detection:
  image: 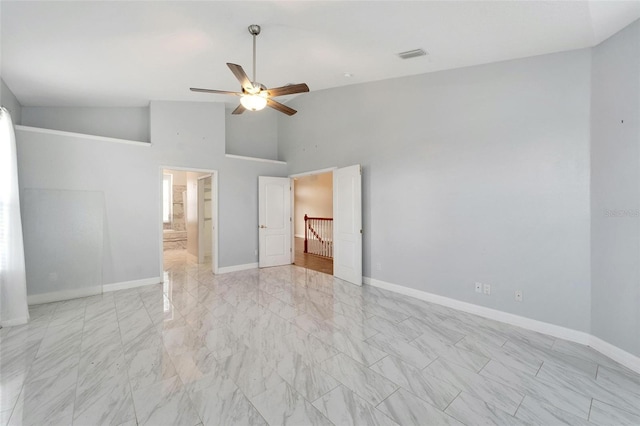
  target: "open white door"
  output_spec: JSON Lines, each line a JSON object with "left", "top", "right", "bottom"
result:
{"left": 259, "top": 176, "right": 291, "bottom": 268}
{"left": 333, "top": 165, "right": 362, "bottom": 286}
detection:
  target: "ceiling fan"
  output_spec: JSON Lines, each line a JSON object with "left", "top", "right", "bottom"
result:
{"left": 190, "top": 24, "right": 309, "bottom": 116}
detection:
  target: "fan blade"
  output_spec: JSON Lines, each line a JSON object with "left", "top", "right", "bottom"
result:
{"left": 232, "top": 104, "right": 246, "bottom": 115}
{"left": 190, "top": 88, "right": 241, "bottom": 96}
{"left": 267, "top": 98, "right": 297, "bottom": 116}
{"left": 227, "top": 63, "right": 254, "bottom": 91}
{"left": 266, "top": 83, "right": 310, "bottom": 97}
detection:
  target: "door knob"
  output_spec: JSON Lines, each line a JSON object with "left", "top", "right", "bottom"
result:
{"left": 259, "top": 225, "right": 266, "bottom": 229}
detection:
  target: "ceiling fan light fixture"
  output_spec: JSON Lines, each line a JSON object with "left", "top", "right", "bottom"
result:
{"left": 240, "top": 94, "right": 267, "bottom": 111}
{"left": 190, "top": 24, "right": 309, "bottom": 116}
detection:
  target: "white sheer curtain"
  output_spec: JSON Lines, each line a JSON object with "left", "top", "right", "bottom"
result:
{"left": 0, "top": 107, "right": 29, "bottom": 326}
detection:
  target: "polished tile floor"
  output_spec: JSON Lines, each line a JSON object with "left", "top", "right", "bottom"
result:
{"left": 2, "top": 251, "right": 640, "bottom": 425}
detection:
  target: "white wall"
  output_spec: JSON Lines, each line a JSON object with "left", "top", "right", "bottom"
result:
{"left": 22, "top": 106, "right": 150, "bottom": 142}
{"left": 279, "top": 49, "right": 592, "bottom": 332}
{"left": 1, "top": 78, "right": 22, "bottom": 124}
{"left": 591, "top": 19, "right": 640, "bottom": 357}
{"left": 164, "top": 169, "right": 186, "bottom": 186}
{"left": 16, "top": 100, "right": 287, "bottom": 295}
{"left": 225, "top": 106, "right": 279, "bottom": 160}
{"left": 294, "top": 172, "right": 333, "bottom": 237}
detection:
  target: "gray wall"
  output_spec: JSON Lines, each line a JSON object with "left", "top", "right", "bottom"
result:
{"left": 150, "top": 102, "right": 288, "bottom": 268}
{"left": 591, "top": 20, "right": 640, "bottom": 357}
{"left": 22, "top": 106, "right": 150, "bottom": 142}
{"left": 279, "top": 49, "right": 592, "bottom": 332}
{"left": 225, "top": 106, "right": 279, "bottom": 160}
{"left": 22, "top": 189, "right": 104, "bottom": 297}
{"left": 16, "top": 100, "right": 286, "bottom": 295}
{"left": 1, "top": 78, "right": 22, "bottom": 124}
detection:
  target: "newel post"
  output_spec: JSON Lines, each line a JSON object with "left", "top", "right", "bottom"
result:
{"left": 304, "top": 214, "right": 308, "bottom": 253}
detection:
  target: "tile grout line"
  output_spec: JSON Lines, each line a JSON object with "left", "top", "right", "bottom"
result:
{"left": 5, "top": 306, "right": 53, "bottom": 425}
{"left": 314, "top": 351, "right": 375, "bottom": 407}
{"left": 513, "top": 394, "right": 526, "bottom": 418}
{"left": 594, "top": 395, "right": 640, "bottom": 417}
{"left": 141, "top": 282, "right": 206, "bottom": 426}
{"left": 114, "top": 291, "right": 141, "bottom": 425}
{"left": 441, "top": 393, "right": 471, "bottom": 426}
{"left": 69, "top": 300, "right": 88, "bottom": 425}
{"left": 452, "top": 334, "right": 466, "bottom": 346}
{"left": 308, "top": 381, "right": 342, "bottom": 406}
{"left": 212, "top": 285, "right": 330, "bottom": 425}
{"left": 193, "top": 267, "right": 287, "bottom": 426}
{"left": 441, "top": 389, "right": 463, "bottom": 413}
{"left": 588, "top": 397, "right": 594, "bottom": 421}
{"left": 476, "top": 357, "right": 491, "bottom": 374}
{"left": 373, "top": 387, "right": 400, "bottom": 409}
{"left": 421, "top": 355, "right": 439, "bottom": 371}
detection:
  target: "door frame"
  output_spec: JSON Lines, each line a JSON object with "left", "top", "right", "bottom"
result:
{"left": 289, "top": 167, "right": 337, "bottom": 265}
{"left": 159, "top": 166, "right": 219, "bottom": 277}
{"left": 197, "top": 174, "right": 213, "bottom": 265}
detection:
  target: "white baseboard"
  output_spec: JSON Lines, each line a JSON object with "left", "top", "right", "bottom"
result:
{"left": 294, "top": 234, "right": 304, "bottom": 239}
{"left": 589, "top": 336, "right": 640, "bottom": 374}
{"left": 1, "top": 316, "right": 30, "bottom": 327}
{"left": 218, "top": 263, "right": 259, "bottom": 274}
{"left": 28, "top": 285, "right": 102, "bottom": 305}
{"left": 363, "top": 276, "right": 640, "bottom": 375}
{"left": 103, "top": 277, "right": 161, "bottom": 292}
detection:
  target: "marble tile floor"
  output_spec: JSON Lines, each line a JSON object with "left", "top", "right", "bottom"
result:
{"left": 2, "top": 256, "right": 640, "bottom": 425}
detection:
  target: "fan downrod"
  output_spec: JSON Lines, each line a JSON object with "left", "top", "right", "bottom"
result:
{"left": 248, "top": 25, "right": 261, "bottom": 84}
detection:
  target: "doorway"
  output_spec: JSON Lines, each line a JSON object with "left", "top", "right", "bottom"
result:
{"left": 160, "top": 167, "right": 218, "bottom": 276}
{"left": 292, "top": 171, "right": 334, "bottom": 275}
{"left": 258, "top": 164, "right": 362, "bottom": 285}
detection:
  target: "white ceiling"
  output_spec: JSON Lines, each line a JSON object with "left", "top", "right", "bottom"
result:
{"left": 2, "top": 1, "right": 639, "bottom": 107}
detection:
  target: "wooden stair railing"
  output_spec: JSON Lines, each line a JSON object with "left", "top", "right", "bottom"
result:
{"left": 304, "top": 214, "right": 333, "bottom": 258}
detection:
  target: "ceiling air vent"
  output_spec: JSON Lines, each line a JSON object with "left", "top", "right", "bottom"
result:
{"left": 397, "top": 48, "right": 427, "bottom": 60}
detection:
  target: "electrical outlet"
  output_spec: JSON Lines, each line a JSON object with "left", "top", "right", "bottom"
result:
{"left": 376, "top": 262, "right": 382, "bottom": 271}
{"left": 49, "top": 272, "right": 58, "bottom": 281}
{"left": 515, "top": 290, "right": 523, "bottom": 302}
{"left": 483, "top": 283, "right": 491, "bottom": 295}
{"left": 475, "top": 282, "right": 482, "bottom": 293}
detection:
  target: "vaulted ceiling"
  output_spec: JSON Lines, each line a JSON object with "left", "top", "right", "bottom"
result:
{"left": 2, "top": 1, "right": 639, "bottom": 107}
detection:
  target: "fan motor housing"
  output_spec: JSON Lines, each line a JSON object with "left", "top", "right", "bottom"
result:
{"left": 248, "top": 25, "right": 261, "bottom": 36}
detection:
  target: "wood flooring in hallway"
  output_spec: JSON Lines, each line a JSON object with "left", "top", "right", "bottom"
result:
{"left": 294, "top": 237, "right": 333, "bottom": 275}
